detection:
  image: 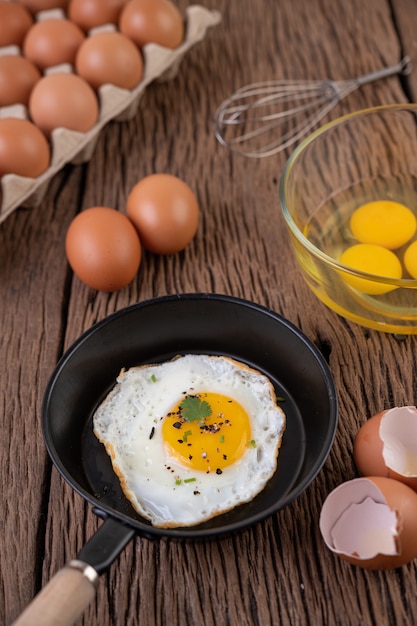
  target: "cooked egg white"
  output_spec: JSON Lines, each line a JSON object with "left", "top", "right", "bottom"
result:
{"left": 93, "top": 354, "right": 286, "bottom": 528}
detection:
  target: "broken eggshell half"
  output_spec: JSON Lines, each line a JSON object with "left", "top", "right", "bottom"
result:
{"left": 353, "top": 406, "right": 417, "bottom": 492}
{"left": 319, "top": 476, "right": 417, "bottom": 569}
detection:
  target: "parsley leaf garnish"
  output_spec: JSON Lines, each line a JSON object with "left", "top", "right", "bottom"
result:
{"left": 179, "top": 396, "right": 212, "bottom": 423}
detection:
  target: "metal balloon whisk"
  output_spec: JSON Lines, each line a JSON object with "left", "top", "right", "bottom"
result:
{"left": 214, "top": 57, "right": 412, "bottom": 158}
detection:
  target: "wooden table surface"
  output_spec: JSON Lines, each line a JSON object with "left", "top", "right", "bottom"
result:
{"left": 2, "top": 0, "right": 417, "bottom": 624}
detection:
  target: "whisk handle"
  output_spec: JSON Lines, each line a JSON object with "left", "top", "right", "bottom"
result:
{"left": 354, "top": 56, "right": 412, "bottom": 87}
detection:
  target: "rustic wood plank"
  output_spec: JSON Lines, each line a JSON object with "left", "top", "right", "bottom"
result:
{"left": 2, "top": 0, "right": 417, "bottom": 624}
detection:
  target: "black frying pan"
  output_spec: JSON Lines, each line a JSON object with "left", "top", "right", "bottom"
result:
{"left": 14, "top": 294, "right": 338, "bottom": 626}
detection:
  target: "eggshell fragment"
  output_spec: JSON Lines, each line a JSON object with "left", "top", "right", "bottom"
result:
{"left": 319, "top": 476, "right": 417, "bottom": 569}
{"left": 353, "top": 406, "right": 417, "bottom": 492}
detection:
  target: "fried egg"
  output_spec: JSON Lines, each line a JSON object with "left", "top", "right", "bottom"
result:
{"left": 93, "top": 354, "right": 286, "bottom": 528}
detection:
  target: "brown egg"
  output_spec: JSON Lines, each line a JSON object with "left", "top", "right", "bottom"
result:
{"left": 126, "top": 174, "right": 199, "bottom": 255}
{"left": 68, "top": 0, "right": 129, "bottom": 32}
{"left": 65, "top": 206, "right": 142, "bottom": 292}
{"left": 29, "top": 72, "right": 99, "bottom": 138}
{"left": 0, "top": 55, "right": 41, "bottom": 107}
{"left": 75, "top": 31, "right": 143, "bottom": 90}
{"left": 0, "top": 1, "right": 33, "bottom": 47}
{"left": 119, "top": 0, "right": 184, "bottom": 49}
{"left": 23, "top": 18, "right": 85, "bottom": 71}
{"left": 16, "top": 0, "right": 69, "bottom": 14}
{"left": 0, "top": 117, "right": 50, "bottom": 178}
{"left": 320, "top": 476, "right": 417, "bottom": 570}
{"left": 353, "top": 406, "right": 417, "bottom": 492}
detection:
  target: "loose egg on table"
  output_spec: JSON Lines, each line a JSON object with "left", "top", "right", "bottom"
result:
{"left": 127, "top": 174, "right": 200, "bottom": 254}
{"left": 353, "top": 406, "right": 417, "bottom": 492}
{"left": 0, "top": 117, "right": 50, "bottom": 178}
{"left": 319, "top": 476, "right": 417, "bottom": 569}
{"left": 93, "top": 354, "right": 286, "bottom": 528}
{"left": 29, "top": 72, "right": 99, "bottom": 137}
{"left": 65, "top": 206, "right": 142, "bottom": 292}
{"left": 119, "top": 0, "right": 184, "bottom": 49}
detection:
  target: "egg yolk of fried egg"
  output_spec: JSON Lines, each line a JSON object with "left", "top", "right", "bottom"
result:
{"left": 163, "top": 392, "right": 252, "bottom": 472}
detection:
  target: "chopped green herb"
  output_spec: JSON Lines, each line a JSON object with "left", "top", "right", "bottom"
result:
{"left": 151, "top": 374, "right": 157, "bottom": 383}
{"left": 179, "top": 396, "right": 212, "bottom": 423}
{"left": 184, "top": 477, "right": 197, "bottom": 483}
{"left": 183, "top": 429, "right": 192, "bottom": 442}
{"left": 276, "top": 396, "right": 285, "bottom": 402}
{"left": 219, "top": 434, "right": 225, "bottom": 443}
{"left": 247, "top": 439, "right": 257, "bottom": 448}
{"left": 175, "top": 479, "right": 182, "bottom": 485}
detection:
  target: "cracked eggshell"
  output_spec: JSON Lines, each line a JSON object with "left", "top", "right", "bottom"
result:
{"left": 353, "top": 406, "right": 417, "bottom": 492}
{"left": 319, "top": 476, "right": 417, "bottom": 569}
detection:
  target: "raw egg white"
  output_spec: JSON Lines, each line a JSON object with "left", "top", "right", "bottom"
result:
{"left": 0, "top": 1, "right": 33, "bottom": 48}
{"left": 320, "top": 476, "right": 417, "bottom": 569}
{"left": 23, "top": 17, "right": 85, "bottom": 71}
{"left": 0, "top": 55, "right": 41, "bottom": 107}
{"left": 29, "top": 72, "right": 99, "bottom": 138}
{"left": 353, "top": 406, "right": 417, "bottom": 492}
{"left": 93, "top": 354, "right": 286, "bottom": 528}
{"left": 65, "top": 206, "right": 142, "bottom": 292}
{"left": 68, "top": 0, "right": 129, "bottom": 32}
{"left": 126, "top": 174, "right": 199, "bottom": 254}
{"left": 0, "top": 117, "right": 50, "bottom": 178}
{"left": 75, "top": 30, "right": 143, "bottom": 90}
{"left": 119, "top": 0, "right": 184, "bottom": 49}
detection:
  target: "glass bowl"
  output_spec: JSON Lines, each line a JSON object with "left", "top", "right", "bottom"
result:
{"left": 279, "top": 104, "right": 417, "bottom": 334}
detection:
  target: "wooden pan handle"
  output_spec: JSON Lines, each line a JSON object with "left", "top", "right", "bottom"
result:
{"left": 12, "top": 560, "right": 99, "bottom": 626}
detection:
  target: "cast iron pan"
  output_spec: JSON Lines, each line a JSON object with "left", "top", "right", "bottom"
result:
{"left": 14, "top": 294, "right": 338, "bottom": 626}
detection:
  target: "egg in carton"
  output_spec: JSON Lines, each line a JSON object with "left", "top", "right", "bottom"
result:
{"left": 0, "top": 4, "right": 221, "bottom": 224}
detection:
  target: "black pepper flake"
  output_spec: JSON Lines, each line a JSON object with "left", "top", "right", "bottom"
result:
{"left": 149, "top": 426, "right": 155, "bottom": 440}
{"left": 216, "top": 468, "right": 223, "bottom": 475}
{"left": 173, "top": 421, "right": 182, "bottom": 429}
{"left": 188, "top": 455, "right": 193, "bottom": 460}
{"left": 178, "top": 439, "right": 184, "bottom": 444}
{"left": 223, "top": 454, "right": 227, "bottom": 460}
{"left": 193, "top": 490, "right": 200, "bottom": 495}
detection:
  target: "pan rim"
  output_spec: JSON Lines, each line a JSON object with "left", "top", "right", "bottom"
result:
{"left": 41, "top": 293, "right": 338, "bottom": 539}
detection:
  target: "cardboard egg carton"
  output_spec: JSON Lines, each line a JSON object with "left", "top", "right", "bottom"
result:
{"left": 0, "top": 5, "right": 221, "bottom": 224}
